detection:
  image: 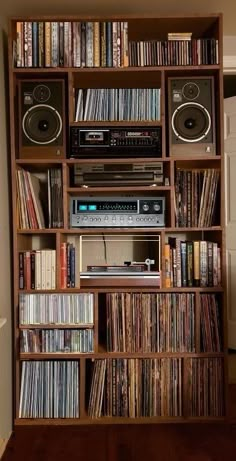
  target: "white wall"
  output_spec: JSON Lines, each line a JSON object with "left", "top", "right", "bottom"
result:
{"left": 0, "top": 16, "right": 12, "bottom": 440}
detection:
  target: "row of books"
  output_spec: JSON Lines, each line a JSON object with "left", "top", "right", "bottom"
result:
{"left": 19, "top": 293, "right": 94, "bottom": 325}
{"left": 19, "top": 250, "right": 56, "bottom": 290}
{"left": 106, "top": 293, "right": 195, "bottom": 353}
{"left": 14, "top": 21, "right": 218, "bottom": 69}
{"left": 75, "top": 88, "right": 161, "bottom": 121}
{"left": 128, "top": 38, "right": 219, "bottom": 67}
{"left": 15, "top": 21, "right": 129, "bottom": 68}
{"left": 16, "top": 168, "right": 63, "bottom": 230}
{"left": 88, "top": 358, "right": 182, "bottom": 418}
{"left": 19, "top": 361, "right": 80, "bottom": 418}
{"left": 187, "top": 358, "right": 224, "bottom": 417}
{"left": 175, "top": 169, "right": 220, "bottom": 228}
{"left": 164, "top": 239, "right": 221, "bottom": 288}
{"left": 60, "top": 243, "right": 76, "bottom": 288}
{"left": 20, "top": 329, "right": 94, "bottom": 353}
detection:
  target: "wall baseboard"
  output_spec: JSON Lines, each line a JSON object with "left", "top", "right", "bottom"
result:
{"left": 0, "top": 437, "right": 10, "bottom": 459}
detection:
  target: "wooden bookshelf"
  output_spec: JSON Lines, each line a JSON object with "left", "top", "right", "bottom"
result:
{"left": 8, "top": 13, "right": 227, "bottom": 424}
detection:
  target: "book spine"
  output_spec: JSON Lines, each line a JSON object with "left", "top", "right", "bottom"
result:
{"left": 44, "top": 21, "right": 51, "bottom": 67}
{"left": 19, "top": 252, "right": 24, "bottom": 289}
{"left": 180, "top": 241, "right": 187, "bottom": 287}
{"left": 60, "top": 242, "right": 67, "bottom": 289}
{"left": 38, "top": 22, "right": 45, "bottom": 67}
{"left": 186, "top": 241, "right": 193, "bottom": 287}
{"left": 30, "top": 251, "right": 36, "bottom": 289}
{"left": 193, "top": 241, "right": 200, "bottom": 287}
{"left": 164, "top": 244, "right": 171, "bottom": 288}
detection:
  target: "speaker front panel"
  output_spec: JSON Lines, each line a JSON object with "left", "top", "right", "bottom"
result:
{"left": 18, "top": 79, "right": 66, "bottom": 159}
{"left": 168, "top": 77, "right": 216, "bottom": 157}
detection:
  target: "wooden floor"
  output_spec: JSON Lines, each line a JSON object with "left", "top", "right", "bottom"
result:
{"left": 2, "top": 385, "right": 236, "bottom": 461}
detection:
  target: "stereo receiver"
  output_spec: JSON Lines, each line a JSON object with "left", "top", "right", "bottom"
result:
{"left": 69, "top": 127, "right": 162, "bottom": 158}
{"left": 70, "top": 197, "right": 165, "bottom": 228}
{"left": 73, "top": 162, "right": 164, "bottom": 186}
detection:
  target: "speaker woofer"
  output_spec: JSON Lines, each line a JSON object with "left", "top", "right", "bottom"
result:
{"left": 171, "top": 102, "right": 211, "bottom": 143}
{"left": 22, "top": 104, "right": 62, "bottom": 145}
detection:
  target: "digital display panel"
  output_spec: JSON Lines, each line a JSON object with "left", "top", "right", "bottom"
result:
{"left": 88, "top": 205, "right": 97, "bottom": 211}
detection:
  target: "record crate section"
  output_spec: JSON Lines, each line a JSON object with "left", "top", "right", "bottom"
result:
{"left": 16, "top": 164, "right": 64, "bottom": 230}
{"left": 86, "top": 356, "right": 224, "bottom": 419}
{"left": 8, "top": 14, "right": 227, "bottom": 424}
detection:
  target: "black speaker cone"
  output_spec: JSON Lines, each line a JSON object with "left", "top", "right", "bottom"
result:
{"left": 172, "top": 102, "right": 211, "bottom": 142}
{"left": 22, "top": 104, "right": 62, "bottom": 145}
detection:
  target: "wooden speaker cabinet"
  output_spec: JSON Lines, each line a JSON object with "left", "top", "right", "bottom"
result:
{"left": 18, "top": 79, "right": 66, "bottom": 159}
{"left": 168, "top": 76, "right": 216, "bottom": 156}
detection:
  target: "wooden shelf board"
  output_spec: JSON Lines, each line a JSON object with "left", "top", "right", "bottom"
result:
{"left": 14, "top": 415, "right": 226, "bottom": 425}
{"left": 19, "top": 323, "right": 94, "bottom": 329}
{"left": 70, "top": 120, "right": 162, "bottom": 126}
{"left": 17, "top": 229, "right": 59, "bottom": 234}
{"left": 12, "top": 65, "right": 220, "bottom": 74}
{"left": 16, "top": 157, "right": 171, "bottom": 165}
{"left": 67, "top": 157, "right": 171, "bottom": 164}
{"left": 15, "top": 156, "right": 222, "bottom": 165}
{"left": 67, "top": 186, "right": 171, "bottom": 193}
{"left": 19, "top": 352, "right": 224, "bottom": 360}
{"left": 171, "top": 155, "right": 222, "bottom": 161}
{"left": 17, "top": 227, "right": 222, "bottom": 234}
{"left": 165, "top": 227, "right": 222, "bottom": 232}
{"left": 17, "top": 286, "right": 224, "bottom": 294}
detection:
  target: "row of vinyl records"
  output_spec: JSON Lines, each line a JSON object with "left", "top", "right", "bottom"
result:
{"left": 175, "top": 169, "right": 220, "bottom": 228}
{"left": 20, "top": 329, "right": 94, "bottom": 353}
{"left": 19, "top": 293, "right": 221, "bottom": 353}
{"left": 15, "top": 21, "right": 129, "bottom": 68}
{"left": 106, "top": 293, "right": 221, "bottom": 353}
{"left": 164, "top": 239, "right": 221, "bottom": 288}
{"left": 16, "top": 168, "right": 63, "bottom": 230}
{"left": 128, "top": 38, "right": 219, "bottom": 67}
{"left": 75, "top": 88, "right": 161, "bottom": 121}
{"left": 19, "top": 358, "right": 224, "bottom": 418}
{"left": 14, "top": 21, "right": 219, "bottom": 69}
{"left": 19, "top": 293, "right": 94, "bottom": 325}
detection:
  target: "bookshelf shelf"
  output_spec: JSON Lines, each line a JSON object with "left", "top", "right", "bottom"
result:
{"left": 20, "top": 352, "right": 225, "bottom": 359}
{"left": 14, "top": 416, "right": 226, "bottom": 426}
{"left": 9, "top": 13, "right": 227, "bottom": 423}
{"left": 19, "top": 323, "right": 94, "bottom": 329}
{"left": 12, "top": 65, "right": 221, "bottom": 74}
